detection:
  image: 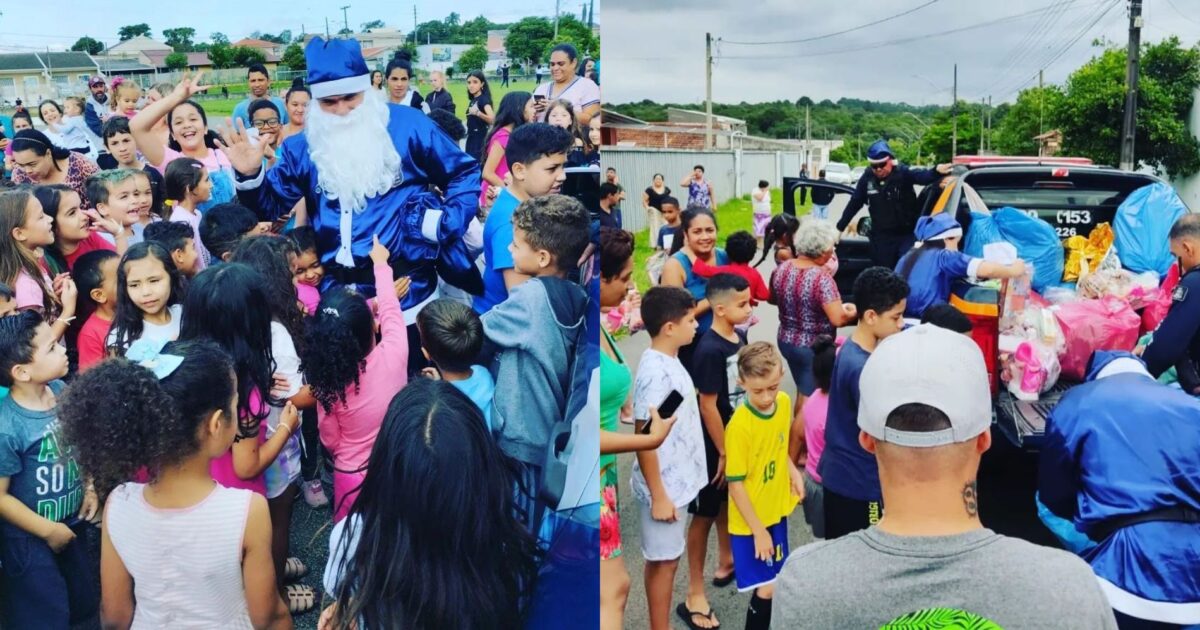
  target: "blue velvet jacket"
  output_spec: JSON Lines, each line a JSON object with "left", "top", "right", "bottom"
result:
{"left": 239, "top": 104, "right": 481, "bottom": 308}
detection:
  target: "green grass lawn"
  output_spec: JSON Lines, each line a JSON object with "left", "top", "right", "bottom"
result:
{"left": 630, "top": 188, "right": 812, "bottom": 293}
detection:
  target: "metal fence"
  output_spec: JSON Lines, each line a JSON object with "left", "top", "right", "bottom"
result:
{"left": 601, "top": 147, "right": 804, "bottom": 232}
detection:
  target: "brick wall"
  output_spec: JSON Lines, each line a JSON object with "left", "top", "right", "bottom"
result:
{"left": 609, "top": 127, "right": 707, "bottom": 149}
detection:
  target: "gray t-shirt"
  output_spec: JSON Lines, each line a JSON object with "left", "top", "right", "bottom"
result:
{"left": 0, "top": 381, "right": 82, "bottom": 539}
{"left": 772, "top": 527, "right": 1118, "bottom": 629}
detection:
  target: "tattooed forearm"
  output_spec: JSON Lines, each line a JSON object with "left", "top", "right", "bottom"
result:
{"left": 963, "top": 480, "right": 979, "bottom": 517}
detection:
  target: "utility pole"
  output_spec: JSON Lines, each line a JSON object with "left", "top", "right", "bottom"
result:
{"left": 588, "top": 0, "right": 595, "bottom": 28}
{"left": 980, "top": 97, "right": 986, "bottom": 155}
{"left": 413, "top": 6, "right": 418, "bottom": 47}
{"left": 1119, "top": 0, "right": 1143, "bottom": 171}
{"left": 805, "top": 105, "right": 812, "bottom": 171}
{"left": 325, "top": 17, "right": 330, "bottom": 39}
{"left": 705, "top": 32, "right": 713, "bottom": 149}
{"left": 555, "top": 0, "right": 561, "bottom": 37}
{"left": 987, "top": 95, "right": 992, "bottom": 153}
{"left": 951, "top": 63, "right": 958, "bottom": 159}
{"left": 340, "top": 5, "right": 351, "bottom": 36}
{"left": 1038, "top": 69, "right": 1045, "bottom": 137}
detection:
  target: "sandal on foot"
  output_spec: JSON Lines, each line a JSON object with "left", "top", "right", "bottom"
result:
{"left": 711, "top": 569, "right": 736, "bottom": 588}
{"left": 284, "top": 557, "right": 309, "bottom": 581}
{"left": 675, "top": 602, "right": 721, "bottom": 630}
{"left": 285, "top": 584, "right": 316, "bottom": 614}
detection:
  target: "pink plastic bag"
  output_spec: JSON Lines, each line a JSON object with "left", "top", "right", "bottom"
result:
{"left": 1142, "top": 262, "right": 1181, "bottom": 334}
{"left": 1053, "top": 296, "right": 1141, "bottom": 381}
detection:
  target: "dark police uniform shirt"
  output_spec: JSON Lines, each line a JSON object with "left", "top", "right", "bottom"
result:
{"left": 1143, "top": 266, "right": 1200, "bottom": 378}
{"left": 836, "top": 164, "right": 942, "bottom": 234}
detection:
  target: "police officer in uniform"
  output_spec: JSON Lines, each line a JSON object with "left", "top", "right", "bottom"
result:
{"left": 1140, "top": 214, "right": 1200, "bottom": 392}
{"left": 835, "top": 140, "right": 951, "bottom": 268}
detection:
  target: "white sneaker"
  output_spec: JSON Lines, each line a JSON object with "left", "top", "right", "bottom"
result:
{"left": 302, "top": 480, "right": 328, "bottom": 508}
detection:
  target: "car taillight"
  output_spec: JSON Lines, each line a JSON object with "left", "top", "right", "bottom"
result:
{"left": 1052, "top": 168, "right": 1069, "bottom": 178}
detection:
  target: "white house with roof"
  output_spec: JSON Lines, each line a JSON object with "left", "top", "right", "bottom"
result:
{"left": 0, "top": 52, "right": 99, "bottom": 104}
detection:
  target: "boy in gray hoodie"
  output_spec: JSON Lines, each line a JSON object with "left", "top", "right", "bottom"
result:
{"left": 481, "top": 194, "right": 592, "bottom": 529}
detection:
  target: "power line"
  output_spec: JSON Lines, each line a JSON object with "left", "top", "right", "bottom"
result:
{"left": 714, "top": 2, "right": 1108, "bottom": 61}
{"left": 983, "top": 0, "right": 1098, "bottom": 99}
{"left": 720, "top": 0, "right": 940, "bottom": 46}
{"left": 986, "top": 0, "right": 1075, "bottom": 92}
{"left": 1163, "top": 0, "right": 1200, "bottom": 26}
{"left": 992, "top": 0, "right": 1123, "bottom": 100}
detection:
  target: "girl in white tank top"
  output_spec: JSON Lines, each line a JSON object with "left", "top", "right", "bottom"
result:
{"left": 56, "top": 338, "right": 292, "bottom": 629}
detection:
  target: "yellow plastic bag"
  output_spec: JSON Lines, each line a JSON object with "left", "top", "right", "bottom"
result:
{"left": 1063, "top": 223, "right": 1114, "bottom": 282}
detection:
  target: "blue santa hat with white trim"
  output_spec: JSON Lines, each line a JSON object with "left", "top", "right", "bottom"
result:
{"left": 914, "top": 213, "right": 962, "bottom": 242}
{"left": 305, "top": 37, "right": 371, "bottom": 99}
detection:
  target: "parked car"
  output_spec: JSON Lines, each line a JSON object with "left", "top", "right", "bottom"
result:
{"left": 782, "top": 162, "right": 1189, "bottom": 547}
{"left": 823, "top": 161, "right": 852, "bottom": 185}
{"left": 849, "top": 166, "right": 866, "bottom": 186}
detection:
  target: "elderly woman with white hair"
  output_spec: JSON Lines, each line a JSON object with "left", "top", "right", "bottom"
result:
{"left": 771, "top": 218, "right": 858, "bottom": 413}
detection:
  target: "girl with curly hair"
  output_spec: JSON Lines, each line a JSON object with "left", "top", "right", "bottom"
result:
{"left": 320, "top": 378, "right": 542, "bottom": 630}
{"left": 299, "top": 236, "right": 410, "bottom": 522}
{"left": 177, "top": 262, "right": 314, "bottom": 614}
{"left": 57, "top": 339, "right": 292, "bottom": 629}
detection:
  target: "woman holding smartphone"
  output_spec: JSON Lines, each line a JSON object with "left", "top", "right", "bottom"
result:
{"left": 598, "top": 227, "right": 678, "bottom": 630}
{"left": 532, "top": 44, "right": 601, "bottom": 126}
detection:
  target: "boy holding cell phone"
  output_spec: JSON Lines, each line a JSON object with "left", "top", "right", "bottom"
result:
{"left": 631, "top": 286, "right": 709, "bottom": 630}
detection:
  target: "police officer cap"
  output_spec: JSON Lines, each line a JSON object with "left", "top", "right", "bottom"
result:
{"left": 868, "top": 140, "right": 894, "bottom": 163}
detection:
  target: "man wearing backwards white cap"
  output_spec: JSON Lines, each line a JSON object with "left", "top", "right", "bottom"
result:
{"left": 772, "top": 324, "right": 1117, "bottom": 629}
{"left": 220, "top": 37, "right": 481, "bottom": 369}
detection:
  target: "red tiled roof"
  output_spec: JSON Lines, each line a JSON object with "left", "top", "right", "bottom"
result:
{"left": 233, "top": 38, "right": 279, "bottom": 49}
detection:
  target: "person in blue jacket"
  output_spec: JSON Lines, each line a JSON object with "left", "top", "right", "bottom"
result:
{"left": 836, "top": 140, "right": 952, "bottom": 269}
{"left": 895, "top": 213, "right": 1026, "bottom": 320}
{"left": 1039, "top": 351, "right": 1200, "bottom": 629}
{"left": 220, "top": 37, "right": 480, "bottom": 371}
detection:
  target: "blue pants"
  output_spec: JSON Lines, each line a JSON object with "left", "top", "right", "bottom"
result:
{"left": 1, "top": 525, "right": 98, "bottom": 629}
{"left": 780, "top": 341, "right": 817, "bottom": 397}
{"left": 730, "top": 518, "right": 789, "bottom": 592}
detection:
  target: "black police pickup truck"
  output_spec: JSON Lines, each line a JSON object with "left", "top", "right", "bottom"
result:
{"left": 785, "top": 159, "right": 1181, "bottom": 544}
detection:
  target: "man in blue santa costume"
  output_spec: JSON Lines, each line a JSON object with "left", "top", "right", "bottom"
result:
{"left": 1038, "top": 350, "right": 1200, "bottom": 629}
{"left": 222, "top": 37, "right": 480, "bottom": 368}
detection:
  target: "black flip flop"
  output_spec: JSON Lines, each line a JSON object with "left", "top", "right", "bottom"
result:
{"left": 711, "top": 570, "right": 736, "bottom": 588}
{"left": 675, "top": 602, "right": 721, "bottom": 630}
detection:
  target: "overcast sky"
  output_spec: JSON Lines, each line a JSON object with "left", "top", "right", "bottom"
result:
{"left": 601, "top": 0, "right": 1200, "bottom": 106}
{"left": 0, "top": 1, "right": 571, "bottom": 51}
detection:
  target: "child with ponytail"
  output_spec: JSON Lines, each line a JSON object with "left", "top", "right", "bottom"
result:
{"left": 58, "top": 338, "right": 291, "bottom": 629}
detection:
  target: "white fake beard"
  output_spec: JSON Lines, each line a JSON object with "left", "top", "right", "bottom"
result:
{"left": 305, "top": 89, "right": 401, "bottom": 213}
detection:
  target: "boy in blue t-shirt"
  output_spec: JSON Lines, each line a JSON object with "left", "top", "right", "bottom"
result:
{"left": 0, "top": 311, "right": 99, "bottom": 627}
{"left": 818, "top": 267, "right": 909, "bottom": 539}
{"left": 475, "top": 123, "right": 575, "bottom": 315}
{"left": 416, "top": 298, "right": 496, "bottom": 430}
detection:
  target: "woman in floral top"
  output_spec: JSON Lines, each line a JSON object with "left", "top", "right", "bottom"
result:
{"left": 771, "top": 219, "right": 857, "bottom": 414}
{"left": 597, "top": 227, "right": 677, "bottom": 629}
{"left": 10, "top": 130, "right": 100, "bottom": 207}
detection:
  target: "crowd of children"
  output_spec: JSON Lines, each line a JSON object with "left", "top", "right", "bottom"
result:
{"left": 0, "top": 59, "right": 597, "bottom": 628}
{"left": 604, "top": 176, "right": 1041, "bottom": 630}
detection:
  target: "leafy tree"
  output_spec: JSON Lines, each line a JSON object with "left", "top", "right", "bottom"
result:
{"left": 231, "top": 46, "right": 268, "bottom": 67}
{"left": 456, "top": 15, "right": 495, "bottom": 45}
{"left": 1057, "top": 37, "right": 1200, "bottom": 177}
{"left": 505, "top": 17, "right": 554, "bottom": 65}
{"left": 281, "top": 43, "right": 306, "bottom": 71}
{"left": 456, "top": 43, "right": 488, "bottom": 73}
{"left": 797, "top": 96, "right": 814, "bottom": 107}
{"left": 164, "top": 52, "right": 190, "bottom": 70}
{"left": 278, "top": 31, "right": 292, "bottom": 45}
{"left": 397, "top": 43, "right": 419, "bottom": 63}
{"left": 415, "top": 19, "right": 452, "bottom": 43}
{"left": 338, "top": 27, "right": 353, "bottom": 36}
{"left": 70, "top": 36, "right": 104, "bottom": 55}
{"left": 444, "top": 12, "right": 461, "bottom": 29}
{"left": 211, "top": 32, "right": 229, "bottom": 46}
{"left": 361, "top": 20, "right": 385, "bottom": 31}
{"left": 993, "top": 86, "right": 1065, "bottom": 156}
{"left": 207, "top": 42, "right": 233, "bottom": 69}
{"left": 551, "top": 15, "right": 598, "bottom": 58}
{"left": 921, "top": 101, "right": 984, "bottom": 163}
{"left": 118, "top": 23, "right": 151, "bottom": 41}
{"left": 162, "top": 27, "right": 196, "bottom": 52}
